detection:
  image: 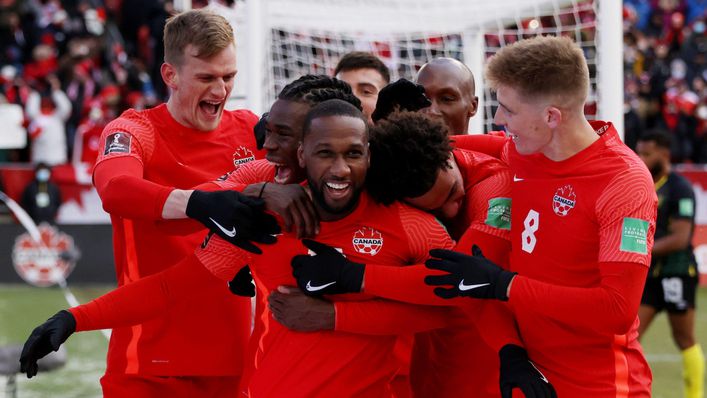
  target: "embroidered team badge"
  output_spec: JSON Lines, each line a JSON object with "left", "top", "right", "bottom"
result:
{"left": 352, "top": 227, "right": 383, "bottom": 256}
{"left": 104, "top": 132, "right": 131, "bottom": 155}
{"left": 12, "top": 224, "right": 80, "bottom": 287}
{"left": 552, "top": 185, "right": 576, "bottom": 217}
{"left": 233, "top": 146, "right": 255, "bottom": 168}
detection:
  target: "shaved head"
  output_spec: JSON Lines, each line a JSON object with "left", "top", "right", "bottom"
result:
{"left": 415, "top": 57, "right": 478, "bottom": 134}
{"left": 418, "top": 58, "right": 475, "bottom": 96}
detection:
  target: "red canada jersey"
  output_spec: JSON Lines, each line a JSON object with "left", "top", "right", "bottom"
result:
{"left": 196, "top": 192, "right": 453, "bottom": 398}
{"left": 212, "top": 158, "right": 276, "bottom": 191}
{"left": 506, "top": 121, "right": 656, "bottom": 396}
{"left": 452, "top": 148, "right": 512, "bottom": 243}
{"left": 94, "top": 104, "right": 262, "bottom": 376}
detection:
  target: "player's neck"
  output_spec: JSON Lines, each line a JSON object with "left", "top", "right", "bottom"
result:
{"left": 542, "top": 118, "right": 598, "bottom": 162}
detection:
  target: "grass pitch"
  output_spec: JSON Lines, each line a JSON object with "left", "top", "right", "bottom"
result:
{"left": 0, "top": 284, "right": 705, "bottom": 397}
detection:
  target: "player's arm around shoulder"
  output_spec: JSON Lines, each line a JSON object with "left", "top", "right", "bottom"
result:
{"left": 397, "top": 202, "right": 455, "bottom": 263}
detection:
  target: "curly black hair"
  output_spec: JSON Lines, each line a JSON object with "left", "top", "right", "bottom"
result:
{"left": 278, "top": 74, "right": 362, "bottom": 111}
{"left": 367, "top": 111, "right": 452, "bottom": 205}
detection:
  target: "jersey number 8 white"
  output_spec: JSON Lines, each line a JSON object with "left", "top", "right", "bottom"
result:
{"left": 522, "top": 210, "right": 539, "bottom": 253}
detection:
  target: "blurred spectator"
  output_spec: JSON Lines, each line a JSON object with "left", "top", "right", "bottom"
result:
{"left": 72, "top": 102, "right": 108, "bottom": 167}
{"left": 20, "top": 163, "right": 62, "bottom": 224}
{"left": 25, "top": 74, "right": 71, "bottom": 165}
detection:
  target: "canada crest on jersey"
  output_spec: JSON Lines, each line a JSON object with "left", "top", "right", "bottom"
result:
{"left": 352, "top": 227, "right": 383, "bottom": 256}
{"left": 232, "top": 146, "right": 255, "bottom": 168}
{"left": 552, "top": 184, "right": 576, "bottom": 217}
{"left": 12, "top": 224, "right": 80, "bottom": 287}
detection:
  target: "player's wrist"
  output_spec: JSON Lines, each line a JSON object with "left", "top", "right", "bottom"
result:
{"left": 162, "top": 189, "right": 193, "bottom": 219}
{"left": 495, "top": 270, "right": 517, "bottom": 301}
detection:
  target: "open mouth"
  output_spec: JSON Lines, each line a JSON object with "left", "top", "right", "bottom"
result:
{"left": 324, "top": 181, "right": 351, "bottom": 200}
{"left": 199, "top": 100, "right": 222, "bottom": 117}
{"left": 268, "top": 161, "right": 293, "bottom": 184}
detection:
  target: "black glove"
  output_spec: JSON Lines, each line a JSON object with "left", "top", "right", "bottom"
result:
{"left": 371, "top": 78, "right": 431, "bottom": 122}
{"left": 499, "top": 344, "right": 557, "bottom": 398}
{"left": 254, "top": 112, "right": 268, "bottom": 149}
{"left": 424, "top": 245, "right": 516, "bottom": 300}
{"left": 228, "top": 265, "right": 255, "bottom": 297}
{"left": 186, "top": 190, "right": 281, "bottom": 254}
{"left": 291, "top": 239, "right": 365, "bottom": 296}
{"left": 20, "top": 310, "right": 76, "bottom": 378}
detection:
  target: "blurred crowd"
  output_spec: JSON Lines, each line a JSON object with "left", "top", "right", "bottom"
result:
{"left": 0, "top": 0, "right": 177, "bottom": 167}
{"left": 1, "top": 0, "right": 706, "bottom": 171}
{"left": 623, "top": 0, "right": 707, "bottom": 162}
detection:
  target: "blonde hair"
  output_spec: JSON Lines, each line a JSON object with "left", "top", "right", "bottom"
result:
{"left": 485, "top": 35, "right": 589, "bottom": 106}
{"left": 163, "top": 10, "right": 235, "bottom": 66}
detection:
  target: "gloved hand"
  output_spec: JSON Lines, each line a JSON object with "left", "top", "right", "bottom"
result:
{"left": 424, "top": 245, "right": 516, "bottom": 300}
{"left": 291, "top": 239, "right": 365, "bottom": 296}
{"left": 499, "top": 344, "right": 557, "bottom": 398}
{"left": 186, "top": 190, "right": 281, "bottom": 254}
{"left": 20, "top": 310, "right": 76, "bottom": 378}
{"left": 228, "top": 265, "right": 255, "bottom": 297}
{"left": 254, "top": 112, "right": 268, "bottom": 149}
{"left": 371, "top": 78, "right": 431, "bottom": 122}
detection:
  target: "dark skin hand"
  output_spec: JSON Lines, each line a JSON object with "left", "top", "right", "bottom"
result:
{"left": 268, "top": 286, "right": 335, "bottom": 332}
{"left": 243, "top": 183, "right": 319, "bottom": 239}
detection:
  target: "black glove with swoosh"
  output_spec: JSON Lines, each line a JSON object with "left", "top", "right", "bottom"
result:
{"left": 371, "top": 78, "right": 431, "bottom": 122}
{"left": 186, "top": 190, "right": 281, "bottom": 254}
{"left": 424, "top": 245, "right": 516, "bottom": 300}
{"left": 291, "top": 239, "right": 365, "bottom": 296}
{"left": 499, "top": 344, "right": 557, "bottom": 398}
{"left": 20, "top": 310, "right": 76, "bottom": 378}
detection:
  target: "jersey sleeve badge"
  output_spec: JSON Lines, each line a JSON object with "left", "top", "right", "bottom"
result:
{"left": 103, "top": 132, "right": 132, "bottom": 155}
{"left": 620, "top": 217, "right": 649, "bottom": 254}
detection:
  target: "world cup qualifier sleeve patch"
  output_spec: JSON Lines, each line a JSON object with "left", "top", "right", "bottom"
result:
{"left": 679, "top": 198, "right": 694, "bottom": 217}
{"left": 620, "top": 217, "right": 649, "bottom": 254}
{"left": 485, "top": 197, "right": 511, "bottom": 230}
{"left": 104, "top": 132, "right": 132, "bottom": 155}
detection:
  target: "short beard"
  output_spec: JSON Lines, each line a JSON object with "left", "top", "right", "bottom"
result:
{"left": 308, "top": 179, "right": 362, "bottom": 217}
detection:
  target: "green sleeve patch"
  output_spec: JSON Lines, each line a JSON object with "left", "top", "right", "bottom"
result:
{"left": 678, "top": 198, "right": 694, "bottom": 217}
{"left": 620, "top": 217, "right": 649, "bottom": 254}
{"left": 485, "top": 197, "right": 511, "bottom": 230}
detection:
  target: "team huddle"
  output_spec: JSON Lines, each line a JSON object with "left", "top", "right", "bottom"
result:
{"left": 18, "top": 9, "right": 665, "bottom": 398}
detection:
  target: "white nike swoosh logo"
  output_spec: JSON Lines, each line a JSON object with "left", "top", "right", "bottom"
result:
{"left": 513, "top": 175, "right": 524, "bottom": 182}
{"left": 458, "top": 280, "right": 490, "bottom": 291}
{"left": 209, "top": 217, "right": 236, "bottom": 238}
{"left": 306, "top": 280, "right": 336, "bottom": 292}
{"left": 529, "top": 361, "right": 549, "bottom": 383}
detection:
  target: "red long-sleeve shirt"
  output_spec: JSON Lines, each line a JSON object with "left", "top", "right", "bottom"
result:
{"left": 92, "top": 103, "right": 262, "bottom": 376}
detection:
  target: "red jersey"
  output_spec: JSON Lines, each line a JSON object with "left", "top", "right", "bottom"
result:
{"left": 505, "top": 121, "right": 656, "bottom": 397}
{"left": 196, "top": 192, "right": 454, "bottom": 398}
{"left": 93, "top": 103, "right": 262, "bottom": 376}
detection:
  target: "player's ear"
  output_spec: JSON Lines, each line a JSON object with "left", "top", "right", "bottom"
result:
{"left": 297, "top": 142, "right": 305, "bottom": 168}
{"left": 161, "top": 62, "right": 178, "bottom": 90}
{"left": 467, "top": 95, "right": 479, "bottom": 118}
{"left": 545, "top": 106, "right": 562, "bottom": 129}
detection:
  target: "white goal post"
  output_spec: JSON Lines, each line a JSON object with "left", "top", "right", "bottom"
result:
{"left": 211, "top": 0, "right": 623, "bottom": 137}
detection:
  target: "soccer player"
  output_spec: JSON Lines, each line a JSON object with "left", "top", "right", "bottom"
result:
{"left": 636, "top": 130, "right": 704, "bottom": 398}
{"left": 415, "top": 57, "right": 478, "bottom": 135}
{"left": 21, "top": 99, "right": 457, "bottom": 397}
{"left": 74, "top": 10, "right": 264, "bottom": 396}
{"left": 419, "top": 36, "right": 657, "bottom": 397}
{"left": 280, "top": 110, "right": 513, "bottom": 398}
{"left": 334, "top": 51, "right": 390, "bottom": 121}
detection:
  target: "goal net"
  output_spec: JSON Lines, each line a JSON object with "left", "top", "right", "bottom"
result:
{"left": 221, "top": 0, "right": 622, "bottom": 135}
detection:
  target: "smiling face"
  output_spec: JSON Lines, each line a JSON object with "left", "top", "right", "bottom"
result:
{"left": 493, "top": 84, "right": 552, "bottom": 156}
{"left": 298, "top": 115, "right": 369, "bottom": 220}
{"left": 263, "top": 99, "right": 311, "bottom": 184}
{"left": 162, "top": 44, "right": 237, "bottom": 131}
{"left": 416, "top": 61, "right": 477, "bottom": 134}
{"left": 403, "top": 156, "right": 465, "bottom": 220}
